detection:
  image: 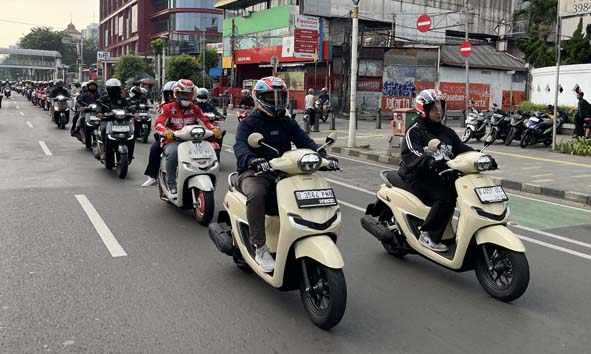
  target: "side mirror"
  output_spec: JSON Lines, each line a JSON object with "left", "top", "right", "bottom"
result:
{"left": 427, "top": 139, "right": 441, "bottom": 152}
{"left": 484, "top": 134, "right": 493, "bottom": 147}
{"left": 247, "top": 133, "right": 264, "bottom": 148}
{"left": 326, "top": 132, "right": 337, "bottom": 146}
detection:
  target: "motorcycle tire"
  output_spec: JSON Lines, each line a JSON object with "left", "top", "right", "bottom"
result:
{"left": 320, "top": 113, "right": 329, "bottom": 122}
{"left": 474, "top": 244, "right": 529, "bottom": 302}
{"left": 105, "top": 149, "right": 114, "bottom": 169}
{"left": 543, "top": 140, "right": 552, "bottom": 147}
{"left": 504, "top": 127, "right": 516, "bottom": 146}
{"left": 142, "top": 130, "right": 149, "bottom": 144}
{"left": 379, "top": 209, "right": 408, "bottom": 258}
{"left": 117, "top": 153, "right": 129, "bottom": 179}
{"left": 84, "top": 130, "right": 92, "bottom": 149}
{"left": 193, "top": 189, "right": 214, "bottom": 226}
{"left": 485, "top": 129, "right": 498, "bottom": 145}
{"left": 520, "top": 132, "right": 531, "bottom": 148}
{"left": 461, "top": 128, "right": 474, "bottom": 143}
{"left": 299, "top": 258, "right": 347, "bottom": 330}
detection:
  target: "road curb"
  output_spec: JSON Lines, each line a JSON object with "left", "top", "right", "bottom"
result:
{"left": 328, "top": 147, "right": 591, "bottom": 207}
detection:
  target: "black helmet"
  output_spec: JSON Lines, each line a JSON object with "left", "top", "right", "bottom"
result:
{"left": 86, "top": 80, "right": 98, "bottom": 92}
{"left": 74, "top": 82, "right": 81, "bottom": 88}
{"left": 55, "top": 79, "right": 64, "bottom": 88}
{"left": 130, "top": 86, "right": 141, "bottom": 97}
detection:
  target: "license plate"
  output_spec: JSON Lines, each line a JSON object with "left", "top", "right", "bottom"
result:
{"left": 294, "top": 189, "right": 338, "bottom": 208}
{"left": 189, "top": 142, "right": 214, "bottom": 159}
{"left": 475, "top": 186, "right": 508, "bottom": 204}
{"left": 112, "top": 125, "right": 130, "bottom": 132}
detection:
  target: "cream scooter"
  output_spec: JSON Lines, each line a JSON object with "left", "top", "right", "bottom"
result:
{"left": 208, "top": 133, "right": 346, "bottom": 329}
{"left": 361, "top": 139, "right": 529, "bottom": 302}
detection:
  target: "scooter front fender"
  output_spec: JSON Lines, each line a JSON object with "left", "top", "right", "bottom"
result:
{"left": 475, "top": 225, "right": 525, "bottom": 252}
{"left": 117, "top": 144, "right": 128, "bottom": 155}
{"left": 295, "top": 235, "right": 344, "bottom": 269}
{"left": 187, "top": 174, "right": 214, "bottom": 192}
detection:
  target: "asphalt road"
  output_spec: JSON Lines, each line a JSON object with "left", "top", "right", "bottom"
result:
{"left": 1, "top": 95, "right": 590, "bottom": 354}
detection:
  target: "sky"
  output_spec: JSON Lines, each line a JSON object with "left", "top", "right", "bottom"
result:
{"left": 1, "top": 0, "right": 99, "bottom": 48}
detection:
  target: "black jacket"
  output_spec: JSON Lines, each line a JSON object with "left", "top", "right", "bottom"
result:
{"left": 399, "top": 119, "right": 473, "bottom": 181}
{"left": 50, "top": 87, "right": 70, "bottom": 98}
{"left": 196, "top": 102, "right": 221, "bottom": 116}
{"left": 96, "top": 93, "right": 131, "bottom": 114}
{"left": 239, "top": 96, "right": 255, "bottom": 107}
{"left": 234, "top": 110, "right": 324, "bottom": 173}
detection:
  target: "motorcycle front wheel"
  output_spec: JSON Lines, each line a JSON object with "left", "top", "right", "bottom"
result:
{"left": 116, "top": 152, "right": 128, "bottom": 179}
{"left": 520, "top": 131, "right": 532, "bottom": 148}
{"left": 461, "top": 127, "right": 474, "bottom": 143}
{"left": 193, "top": 189, "right": 214, "bottom": 225}
{"left": 142, "top": 129, "right": 149, "bottom": 143}
{"left": 299, "top": 258, "right": 347, "bottom": 330}
{"left": 474, "top": 244, "right": 529, "bottom": 302}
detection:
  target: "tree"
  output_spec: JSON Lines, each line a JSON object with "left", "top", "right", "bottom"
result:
{"left": 19, "top": 27, "right": 77, "bottom": 66}
{"left": 150, "top": 38, "right": 164, "bottom": 55}
{"left": 113, "top": 55, "right": 145, "bottom": 83}
{"left": 82, "top": 38, "right": 98, "bottom": 66}
{"left": 514, "top": 0, "right": 558, "bottom": 67}
{"left": 197, "top": 48, "right": 220, "bottom": 72}
{"left": 561, "top": 18, "right": 591, "bottom": 65}
{"left": 165, "top": 54, "right": 200, "bottom": 82}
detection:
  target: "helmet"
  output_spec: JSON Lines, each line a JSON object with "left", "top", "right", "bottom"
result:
{"left": 241, "top": 89, "right": 250, "bottom": 97}
{"left": 253, "top": 76, "right": 288, "bottom": 118}
{"left": 86, "top": 80, "right": 98, "bottom": 92}
{"left": 81, "top": 82, "right": 88, "bottom": 92}
{"left": 173, "top": 79, "right": 196, "bottom": 107}
{"left": 130, "top": 86, "right": 141, "bottom": 97}
{"left": 196, "top": 87, "right": 209, "bottom": 103}
{"left": 55, "top": 79, "right": 64, "bottom": 88}
{"left": 162, "top": 81, "right": 177, "bottom": 103}
{"left": 415, "top": 89, "right": 446, "bottom": 119}
{"left": 105, "top": 78, "right": 123, "bottom": 98}
{"left": 48, "top": 80, "right": 54, "bottom": 87}
{"left": 307, "top": 88, "right": 314, "bottom": 94}
{"left": 74, "top": 82, "right": 81, "bottom": 88}
{"left": 321, "top": 87, "right": 327, "bottom": 93}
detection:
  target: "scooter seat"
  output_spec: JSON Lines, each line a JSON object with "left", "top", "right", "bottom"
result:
{"left": 385, "top": 170, "right": 413, "bottom": 192}
{"left": 229, "top": 172, "right": 239, "bottom": 189}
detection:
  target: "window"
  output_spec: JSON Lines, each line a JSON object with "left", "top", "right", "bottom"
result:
{"left": 170, "top": 0, "right": 216, "bottom": 7}
{"left": 131, "top": 5, "right": 138, "bottom": 33}
{"left": 171, "top": 13, "right": 222, "bottom": 32}
{"left": 118, "top": 16, "right": 124, "bottom": 37}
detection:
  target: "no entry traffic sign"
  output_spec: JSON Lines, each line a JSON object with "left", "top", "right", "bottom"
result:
{"left": 460, "top": 41, "right": 472, "bottom": 58}
{"left": 416, "top": 14, "right": 432, "bottom": 33}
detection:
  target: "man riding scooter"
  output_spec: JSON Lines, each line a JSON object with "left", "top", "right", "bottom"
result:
{"left": 71, "top": 80, "right": 99, "bottom": 136}
{"left": 233, "top": 76, "right": 339, "bottom": 272}
{"left": 399, "top": 89, "right": 485, "bottom": 252}
{"left": 153, "top": 79, "right": 222, "bottom": 194}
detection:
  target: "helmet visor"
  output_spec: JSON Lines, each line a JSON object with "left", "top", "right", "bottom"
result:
{"left": 259, "top": 90, "right": 288, "bottom": 108}
{"left": 176, "top": 91, "right": 194, "bottom": 101}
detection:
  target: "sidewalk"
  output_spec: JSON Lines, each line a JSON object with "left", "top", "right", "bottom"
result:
{"left": 308, "top": 115, "right": 591, "bottom": 206}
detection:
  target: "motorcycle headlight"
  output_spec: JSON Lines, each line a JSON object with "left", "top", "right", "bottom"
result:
{"left": 475, "top": 155, "right": 494, "bottom": 171}
{"left": 191, "top": 126, "right": 205, "bottom": 138}
{"left": 298, "top": 153, "right": 322, "bottom": 172}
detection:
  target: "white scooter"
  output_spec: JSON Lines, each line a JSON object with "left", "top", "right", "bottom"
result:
{"left": 361, "top": 139, "right": 529, "bottom": 302}
{"left": 158, "top": 125, "right": 219, "bottom": 225}
{"left": 208, "top": 133, "right": 347, "bottom": 329}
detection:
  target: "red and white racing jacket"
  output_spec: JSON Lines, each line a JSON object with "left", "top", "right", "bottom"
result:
{"left": 154, "top": 101, "right": 216, "bottom": 146}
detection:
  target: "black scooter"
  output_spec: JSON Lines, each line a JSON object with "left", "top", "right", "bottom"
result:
{"left": 483, "top": 103, "right": 511, "bottom": 144}
{"left": 504, "top": 111, "right": 529, "bottom": 146}
{"left": 96, "top": 107, "right": 135, "bottom": 179}
{"left": 51, "top": 95, "right": 70, "bottom": 129}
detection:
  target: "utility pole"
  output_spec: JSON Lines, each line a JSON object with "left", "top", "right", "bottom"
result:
{"left": 230, "top": 18, "right": 236, "bottom": 88}
{"left": 390, "top": 14, "right": 396, "bottom": 47}
{"left": 552, "top": 9, "right": 562, "bottom": 151}
{"left": 348, "top": 0, "right": 360, "bottom": 148}
{"left": 201, "top": 32, "right": 206, "bottom": 87}
{"left": 79, "top": 36, "right": 84, "bottom": 82}
{"left": 462, "top": 0, "right": 470, "bottom": 128}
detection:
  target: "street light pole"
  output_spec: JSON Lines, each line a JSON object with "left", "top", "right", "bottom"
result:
{"left": 348, "top": 0, "right": 360, "bottom": 148}
{"left": 552, "top": 9, "right": 562, "bottom": 151}
{"left": 462, "top": 0, "right": 470, "bottom": 128}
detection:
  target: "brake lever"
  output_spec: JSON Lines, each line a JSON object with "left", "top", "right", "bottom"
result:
{"left": 438, "top": 168, "right": 454, "bottom": 176}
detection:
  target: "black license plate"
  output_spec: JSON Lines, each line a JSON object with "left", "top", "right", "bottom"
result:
{"left": 294, "top": 189, "right": 338, "bottom": 208}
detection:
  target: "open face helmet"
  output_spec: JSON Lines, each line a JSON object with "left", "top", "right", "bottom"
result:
{"left": 415, "top": 89, "right": 446, "bottom": 119}
{"left": 253, "top": 76, "right": 288, "bottom": 119}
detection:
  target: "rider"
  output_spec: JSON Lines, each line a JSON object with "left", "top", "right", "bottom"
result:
{"left": 71, "top": 80, "right": 99, "bottom": 136}
{"left": 128, "top": 86, "right": 147, "bottom": 105}
{"left": 71, "top": 82, "right": 82, "bottom": 97}
{"left": 239, "top": 89, "right": 255, "bottom": 108}
{"left": 318, "top": 87, "right": 329, "bottom": 105}
{"left": 49, "top": 79, "right": 70, "bottom": 99}
{"left": 141, "top": 81, "right": 177, "bottom": 188}
{"left": 195, "top": 87, "right": 223, "bottom": 117}
{"left": 398, "top": 89, "right": 483, "bottom": 253}
{"left": 153, "top": 79, "right": 222, "bottom": 194}
{"left": 233, "top": 76, "right": 338, "bottom": 272}
{"left": 304, "top": 88, "right": 316, "bottom": 128}
{"left": 96, "top": 78, "right": 133, "bottom": 159}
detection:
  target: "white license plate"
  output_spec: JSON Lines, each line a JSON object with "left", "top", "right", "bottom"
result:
{"left": 475, "top": 186, "right": 508, "bottom": 204}
{"left": 112, "top": 125, "right": 130, "bottom": 132}
{"left": 294, "top": 189, "right": 338, "bottom": 208}
{"left": 190, "top": 142, "right": 214, "bottom": 159}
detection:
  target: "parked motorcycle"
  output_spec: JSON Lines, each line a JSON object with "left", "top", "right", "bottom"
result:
{"left": 460, "top": 108, "right": 488, "bottom": 143}
{"left": 208, "top": 132, "right": 346, "bottom": 329}
{"left": 315, "top": 99, "right": 331, "bottom": 122}
{"left": 520, "top": 112, "right": 563, "bottom": 148}
{"left": 132, "top": 103, "right": 152, "bottom": 143}
{"left": 96, "top": 108, "right": 135, "bottom": 179}
{"left": 157, "top": 125, "right": 219, "bottom": 225}
{"left": 483, "top": 103, "right": 511, "bottom": 144}
{"left": 504, "top": 111, "right": 529, "bottom": 146}
{"left": 361, "top": 139, "right": 529, "bottom": 302}
{"left": 51, "top": 95, "right": 70, "bottom": 129}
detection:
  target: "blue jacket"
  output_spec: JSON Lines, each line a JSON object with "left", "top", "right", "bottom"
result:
{"left": 234, "top": 110, "right": 323, "bottom": 172}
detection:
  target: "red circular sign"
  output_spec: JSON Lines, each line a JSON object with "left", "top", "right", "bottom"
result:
{"left": 416, "top": 14, "right": 432, "bottom": 33}
{"left": 460, "top": 40, "right": 472, "bottom": 58}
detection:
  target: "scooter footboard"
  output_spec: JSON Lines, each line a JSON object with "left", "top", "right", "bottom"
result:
{"left": 475, "top": 225, "right": 525, "bottom": 252}
{"left": 295, "top": 235, "right": 344, "bottom": 269}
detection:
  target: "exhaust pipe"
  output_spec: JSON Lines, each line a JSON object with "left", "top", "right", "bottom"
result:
{"left": 361, "top": 216, "right": 396, "bottom": 245}
{"left": 208, "top": 223, "right": 234, "bottom": 256}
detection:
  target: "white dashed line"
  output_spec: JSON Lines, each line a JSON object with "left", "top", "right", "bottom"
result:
{"left": 530, "top": 174, "right": 553, "bottom": 178}
{"left": 20, "top": 112, "right": 24, "bottom": 116}
{"left": 531, "top": 179, "right": 554, "bottom": 183}
{"left": 572, "top": 174, "right": 591, "bottom": 179}
{"left": 26, "top": 121, "right": 33, "bottom": 128}
{"left": 38, "top": 141, "right": 53, "bottom": 156}
{"left": 522, "top": 166, "right": 543, "bottom": 170}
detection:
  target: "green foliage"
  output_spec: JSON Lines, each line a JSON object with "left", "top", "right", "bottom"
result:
{"left": 18, "top": 27, "right": 77, "bottom": 65}
{"left": 82, "top": 38, "right": 99, "bottom": 66}
{"left": 113, "top": 55, "right": 145, "bottom": 83}
{"left": 150, "top": 38, "right": 164, "bottom": 55}
{"left": 197, "top": 48, "right": 220, "bottom": 72}
{"left": 561, "top": 137, "right": 591, "bottom": 156}
{"left": 514, "top": 0, "right": 558, "bottom": 67}
{"left": 518, "top": 100, "right": 576, "bottom": 123}
{"left": 165, "top": 54, "right": 200, "bottom": 82}
{"left": 561, "top": 18, "right": 591, "bottom": 65}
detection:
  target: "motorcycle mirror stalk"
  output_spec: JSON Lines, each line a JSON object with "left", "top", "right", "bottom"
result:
{"left": 317, "top": 132, "right": 338, "bottom": 152}
{"left": 247, "top": 133, "right": 280, "bottom": 156}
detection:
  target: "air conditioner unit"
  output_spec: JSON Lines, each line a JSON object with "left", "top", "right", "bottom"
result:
{"left": 243, "top": 10, "right": 252, "bottom": 18}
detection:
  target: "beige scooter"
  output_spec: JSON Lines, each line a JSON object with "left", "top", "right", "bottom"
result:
{"left": 361, "top": 139, "right": 529, "bottom": 302}
{"left": 209, "top": 133, "right": 346, "bottom": 329}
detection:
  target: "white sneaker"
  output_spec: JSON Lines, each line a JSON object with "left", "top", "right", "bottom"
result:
{"left": 419, "top": 232, "right": 448, "bottom": 252}
{"left": 141, "top": 177, "right": 157, "bottom": 188}
{"left": 255, "top": 245, "right": 275, "bottom": 273}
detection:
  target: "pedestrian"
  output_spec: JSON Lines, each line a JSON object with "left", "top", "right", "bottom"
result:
{"left": 304, "top": 88, "right": 316, "bottom": 132}
{"left": 574, "top": 90, "right": 591, "bottom": 138}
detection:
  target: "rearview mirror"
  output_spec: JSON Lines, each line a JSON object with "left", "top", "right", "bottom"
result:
{"left": 427, "top": 139, "right": 441, "bottom": 152}
{"left": 247, "top": 133, "right": 264, "bottom": 148}
{"left": 484, "top": 134, "right": 493, "bottom": 147}
{"left": 326, "top": 132, "right": 337, "bottom": 146}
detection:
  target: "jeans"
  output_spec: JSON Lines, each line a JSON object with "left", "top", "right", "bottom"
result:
{"left": 144, "top": 141, "right": 162, "bottom": 178}
{"left": 163, "top": 142, "right": 181, "bottom": 187}
{"left": 237, "top": 170, "right": 278, "bottom": 247}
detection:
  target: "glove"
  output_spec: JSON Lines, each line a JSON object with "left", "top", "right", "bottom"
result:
{"left": 490, "top": 157, "right": 498, "bottom": 170}
{"left": 163, "top": 130, "right": 174, "bottom": 140}
{"left": 213, "top": 128, "right": 222, "bottom": 139}
{"left": 428, "top": 158, "right": 448, "bottom": 174}
{"left": 248, "top": 158, "right": 271, "bottom": 173}
{"left": 326, "top": 156, "right": 339, "bottom": 170}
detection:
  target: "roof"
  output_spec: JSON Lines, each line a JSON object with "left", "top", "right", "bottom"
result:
{"left": 441, "top": 44, "right": 526, "bottom": 72}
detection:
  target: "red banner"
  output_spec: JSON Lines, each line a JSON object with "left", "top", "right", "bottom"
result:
{"left": 502, "top": 90, "right": 526, "bottom": 111}
{"left": 234, "top": 46, "right": 310, "bottom": 64}
{"left": 357, "top": 77, "right": 382, "bottom": 92}
{"left": 439, "top": 82, "right": 490, "bottom": 110}
{"left": 294, "top": 28, "right": 318, "bottom": 58}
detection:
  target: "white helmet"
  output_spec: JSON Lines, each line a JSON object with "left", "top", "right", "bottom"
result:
{"left": 196, "top": 87, "right": 209, "bottom": 103}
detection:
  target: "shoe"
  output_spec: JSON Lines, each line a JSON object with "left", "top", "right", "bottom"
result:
{"left": 141, "top": 177, "right": 157, "bottom": 188}
{"left": 419, "top": 231, "right": 448, "bottom": 252}
{"left": 255, "top": 245, "right": 275, "bottom": 273}
{"left": 168, "top": 184, "right": 177, "bottom": 194}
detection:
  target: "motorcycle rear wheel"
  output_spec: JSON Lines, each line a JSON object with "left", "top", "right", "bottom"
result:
{"left": 299, "top": 258, "right": 347, "bottom": 330}
{"left": 474, "top": 244, "right": 529, "bottom": 302}
{"left": 504, "top": 127, "right": 516, "bottom": 146}
{"left": 520, "top": 132, "right": 532, "bottom": 148}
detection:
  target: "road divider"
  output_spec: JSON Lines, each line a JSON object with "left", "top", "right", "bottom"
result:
{"left": 75, "top": 195, "right": 127, "bottom": 257}
{"left": 38, "top": 141, "right": 52, "bottom": 156}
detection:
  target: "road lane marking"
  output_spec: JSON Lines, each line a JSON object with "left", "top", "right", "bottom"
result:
{"left": 26, "top": 121, "right": 33, "bottom": 128}
{"left": 514, "top": 224, "right": 591, "bottom": 249}
{"left": 75, "top": 195, "right": 127, "bottom": 257}
{"left": 338, "top": 200, "right": 366, "bottom": 212}
{"left": 531, "top": 174, "right": 553, "bottom": 178}
{"left": 507, "top": 193, "right": 591, "bottom": 213}
{"left": 326, "top": 177, "right": 375, "bottom": 196}
{"left": 488, "top": 150, "right": 591, "bottom": 168}
{"left": 38, "top": 141, "right": 52, "bottom": 156}
{"left": 531, "top": 179, "right": 553, "bottom": 183}
{"left": 20, "top": 112, "right": 24, "bottom": 116}
{"left": 573, "top": 174, "right": 591, "bottom": 178}
{"left": 522, "top": 166, "right": 542, "bottom": 170}
{"left": 16, "top": 105, "right": 20, "bottom": 109}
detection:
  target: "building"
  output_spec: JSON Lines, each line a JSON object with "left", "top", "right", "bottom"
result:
{"left": 63, "top": 23, "right": 81, "bottom": 37}
{"left": 82, "top": 23, "right": 100, "bottom": 41}
{"left": 99, "top": 0, "right": 223, "bottom": 58}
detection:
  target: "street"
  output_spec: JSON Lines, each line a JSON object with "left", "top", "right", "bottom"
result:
{"left": 1, "top": 94, "right": 591, "bottom": 354}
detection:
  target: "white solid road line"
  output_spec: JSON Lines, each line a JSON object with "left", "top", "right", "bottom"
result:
{"left": 75, "top": 195, "right": 127, "bottom": 257}
{"left": 517, "top": 235, "right": 591, "bottom": 260}
{"left": 522, "top": 166, "right": 543, "bottom": 170}
{"left": 326, "top": 177, "right": 375, "bottom": 196}
{"left": 572, "top": 174, "right": 591, "bottom": 179}
{"left": 514, "top": 224, "right": 591, "bottom": 249}
{"left": 530, "top": 174, "right": 553, "bottom": 178}
{"left": 38, "top": 141, "right": 53, "bottom": 156}
{"left": 16, "top": 105, "right": 20, "bottom": 109}
{"left": 507, "top": 192, "right": 591, "bottom": 213}
{"left": 531, "top": 179, "right": 554, "bottom": 183}
{"left": 26, "top": 121, "right": 33, "bottom": 128}
{"left": 20, "top": 112, "right": 24, "bottom": 116}
{"left": 338, "top": 200, "right": 366, "bottom": 212}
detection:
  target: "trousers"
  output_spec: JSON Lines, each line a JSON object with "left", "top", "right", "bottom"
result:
{"left": 163, "top": 142, "right": 181, "bottom": 187}
{"left": 237, "top": 170, "right": 278, "bottom": 247}
{"left": 145, "top": 140, "right": 162, "bottom": 178}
